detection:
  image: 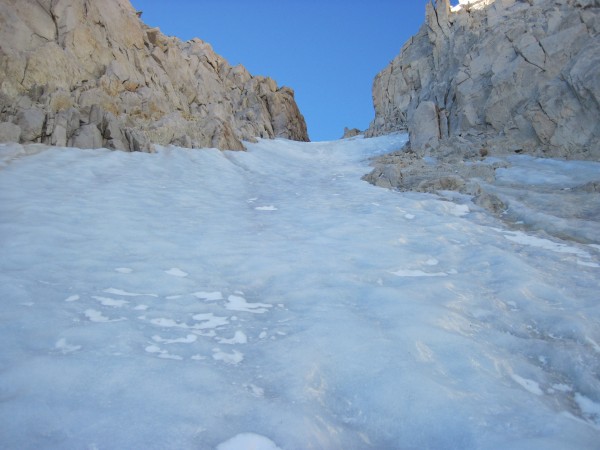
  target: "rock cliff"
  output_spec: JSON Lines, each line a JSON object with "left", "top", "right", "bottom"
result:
{"left": 0, "top": 0, "right": 309, "bottom": 151}
{"left": 366, "top": 0, "right": 600, "bottom": 160}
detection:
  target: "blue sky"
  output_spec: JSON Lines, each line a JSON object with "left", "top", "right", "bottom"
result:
{"left": 130, "top": 0, "right": 432, "bottom": 141}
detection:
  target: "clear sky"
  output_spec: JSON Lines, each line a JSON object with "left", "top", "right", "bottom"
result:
{"left": 130, "top": 0, "right": 432, "bottom": 141}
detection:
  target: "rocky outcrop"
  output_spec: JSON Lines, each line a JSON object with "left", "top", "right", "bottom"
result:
{"left": 341, "top": 127, "right": 362, "bottom": 139}
{"left": 0, "top": 0, "right": 309, "bottom": 151}
{"left": 366, "top": 0, "right": 600, "bottom": 160}
{"left": 362, "top": 143, "right": 508, "bottom": 215}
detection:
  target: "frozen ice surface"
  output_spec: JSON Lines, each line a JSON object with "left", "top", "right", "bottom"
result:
{"left": 0, "top": 136, "right": 599, "bottom": 449}
{"left": 484, "top": 155, "right": 600, "bottom": 243}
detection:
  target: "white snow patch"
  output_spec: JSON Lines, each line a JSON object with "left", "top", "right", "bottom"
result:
{"left": 192, "top": 291, "right": 223, "bottom": 301}
{"left": 506, "top": 301, "right": 519, "bottom": 311}
{"left": 212, "top": 348, "right": 244, "bottom": 365}
{"left": 84, "top": 309, "right": 125, "bottom": 323}
{"left": 114, "top": 267, "right": 133, "bottom": 274}
{"left": 64, "top": 295, "right": 80, "bottom": 302}
{"left": 586, "top": 337, "right": 600, "bottom": 353}
{"left": 54, "top": 338, "right": 82, "bottom": 354}
{"left": 511, "top": 374, "right": 543, "bottom": 396}
{"left": 145, "top": 345, "right": 183, "bottom": 361}
{"left": 152, "top": 334, "right": 197, "bottom": 344}
{"left": 448, "top": 203, "right": 470, "bottom": 217}
{"left": 390, "top": 269, "right": 448, "bottom": 277}
{"left": 192, "top": 313, "right": 230, "bottom": 329}
{"left": 149, "top": 318, "right": 187, "bottom": 328}
{"left": 217, "top": 330, "right": 248, "bottom": 345}
{"left": 501, "top": 231, "right": 590, "bottom": 258}
{"left": 552, "top": 384, "right": 573, "bottom": 393}
{"left": 244, "top": 384, "right": 265, "bottom": 398}
{"left": 225, "top": 295, "right": 272, "bottom": 314}
{"left": 577, "top": 260, "right": 600, "bottom": 268}
{"left": 165, "top": 268, "right": 188, "bottom": 277}
{"left": 574, "top": 393, "right": 600, "bottom": 426}
{"left": 216, "top": 433, "right": 281, "bottom": 450}
{"left": 92, "top": 296, "right": 129, "bottom": 307}
{"left": 451, "top": 0, "right": 495, "bottom": 12}
{"left": 103, "top": 288, "right": 158, "bottom": 297}
{"left": 255, "top": 205, "right": 278, "bottom": 211}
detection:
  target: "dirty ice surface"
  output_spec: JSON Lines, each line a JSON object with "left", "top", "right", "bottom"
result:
{"left": 0, "top": 135, "right": 599, "bottom": 449}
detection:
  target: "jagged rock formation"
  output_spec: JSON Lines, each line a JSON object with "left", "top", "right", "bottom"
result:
{"left": 0, "top": 0, "right": 309, "bottom": 151}
{"left": 341, "top": 127, "right": 362, "bottom": 139}
{"left": 366, "top": 0, "right": 600, "bottom": 160}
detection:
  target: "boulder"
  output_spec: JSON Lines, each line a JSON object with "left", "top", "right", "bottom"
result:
{"left": 0, "top": 122, "right": 22, "bottom": 143}
{"left": 409, "top": 102, "right": 440, "bottom": 153}
{"left": 70, "top": 124, "right": 103, "bottom": 149}
{"left": 16, "top": 108, "right": 46, "bottom": 142}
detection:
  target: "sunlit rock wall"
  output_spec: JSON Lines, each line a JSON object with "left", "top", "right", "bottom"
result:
{"left": 367, "top": 0, "right": 600, "bottom": 159}
{"left": 0, "top": 0, "right": 309, "bottom": 151}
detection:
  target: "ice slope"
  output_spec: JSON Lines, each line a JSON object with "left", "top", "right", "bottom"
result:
{"left": 0, "top": 135, "right": 599, "bottom": 449}
{"left": 487, "top": 156, "right": 600, "bottom": 244}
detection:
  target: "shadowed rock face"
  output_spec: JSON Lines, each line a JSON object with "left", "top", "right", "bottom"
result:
{"left": 367, "top": 0, "right": 600, "bottom": 160}
{"left": 0, "top": 0, "right": 309, "bottom": 151}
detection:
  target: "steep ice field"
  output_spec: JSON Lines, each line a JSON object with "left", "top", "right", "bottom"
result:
{"left": 0, "top": 135, "right": 599, "bottom": 449}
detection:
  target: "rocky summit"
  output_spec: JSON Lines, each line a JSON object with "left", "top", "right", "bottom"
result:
{"left": 366, "top": 0, "right": 600, "bottom": 160}
{"left": 0, "top": 0, "right": 309, "bottom": 151}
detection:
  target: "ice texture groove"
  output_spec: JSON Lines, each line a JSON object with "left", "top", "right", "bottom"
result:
{"left": 0, "top": 135, "right": 599, "bottom": 449}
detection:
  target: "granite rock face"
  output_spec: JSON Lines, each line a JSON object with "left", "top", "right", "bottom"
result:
{"left": 366, "top": 0, "right": 600, "bottom": 160}
{"left": 0, "top": 0, "right": 309, "bottom": 151}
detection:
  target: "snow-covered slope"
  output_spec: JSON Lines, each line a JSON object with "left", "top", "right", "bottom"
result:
{"left": 0, "top": 137, "right": 599, "bottom": 449}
